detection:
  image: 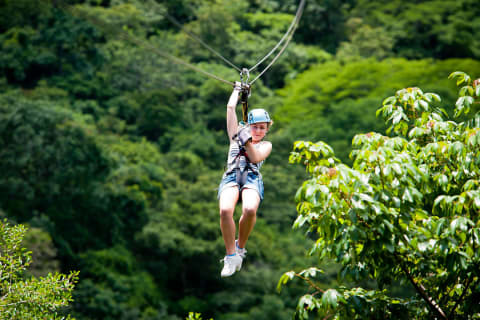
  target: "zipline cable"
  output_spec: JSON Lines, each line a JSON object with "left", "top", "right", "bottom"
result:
{"left": 247, "top": 0, "right": 306, "bottom": 74}
{"left": 58, "top": 0, "right": 305, "bottom": 87}
{"left": 117, "top": 31, "right": 235, "bottom": 86}
{"left": 158, "top": 0, "right": 306, "bottom": 85}
{"left": 249, "top": 0, "right": 305, "bottom": 85}
{"left": 58, "top": 2, "right": 235, "bottom": 86}
{"left": 162, "top": 12, "right": 243, "bottom": 72}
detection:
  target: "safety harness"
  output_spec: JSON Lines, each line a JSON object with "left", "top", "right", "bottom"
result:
{"left": 223, "top": 68, "right": 260, "bottom": 186}
{"left": 226, "top": 134, "right": 260, "bottom": 187}
{"left": 226, "top": 147, "right": 260, "bottom": 187}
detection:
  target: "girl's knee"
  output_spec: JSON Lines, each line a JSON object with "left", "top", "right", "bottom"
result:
{"left": 219, "top": 207, "right": 234, "bottom": 219}
{"left": 242, "top": 206, "right": 257, "bottom": 217}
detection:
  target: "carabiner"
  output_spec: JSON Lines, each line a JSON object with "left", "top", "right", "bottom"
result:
{"left": 240, "top": 68, "right": 250, "bottom": 87}
{"left": 239, "top": 68, "right": 251, "bottom": 99}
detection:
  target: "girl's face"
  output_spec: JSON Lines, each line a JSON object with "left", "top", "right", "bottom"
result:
{"left": 250, "top": 122, "right": 269, "bottom": 142}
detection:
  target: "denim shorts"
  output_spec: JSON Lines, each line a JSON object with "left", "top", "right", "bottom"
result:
{"left": 217, "top": 171, "right": 264, "bottom": 201}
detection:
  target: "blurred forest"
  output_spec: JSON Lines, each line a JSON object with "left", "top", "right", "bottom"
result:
{"left": 0, "top": 0, "right": 479, "bottom": 319}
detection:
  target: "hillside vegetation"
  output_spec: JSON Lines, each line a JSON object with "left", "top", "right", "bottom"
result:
{"left": 0, "top": 0, "right": 479, "bottom": 319}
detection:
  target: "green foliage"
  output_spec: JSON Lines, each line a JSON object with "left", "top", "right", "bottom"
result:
{"left": 0, "top": 220, "right": 78, "bottom": 320}
{"left": 336, "top": 18, "right": 394, "bottom": 61}
{"left": 0, "top": 92, "right": 146, "bottom": 255}
{"left": 0, "top": 5, "right": 104, "bottom": 88}
{"left": 176, "top": 0, "right": 238, "bottom": 64}
{"left": 0, "top": 0, "right": 52, "bottom": 32}
{"left": 282, "top": 71, "right": 480, "bottom": 319}
{"left": 275, "top": 58, "right": 480, "bottom": 162}
{"left": 186, "top": 312, "right": 213, "bottom": 320}
{"left": 2, "top": 1, "right": 480, "bottom": 319}
{"left": 292, "top": 0, "right": 353, "bottom": 52}
{"left": 350, "top": 0, "right": 480, "bottom": 60}
{"left": 71, "top": 246, "right": 169, "bottom": 320}
{"left": 23, "top": 226, "right": 61, "bottom": 278}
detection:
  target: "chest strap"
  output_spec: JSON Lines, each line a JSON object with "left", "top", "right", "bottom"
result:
{"left": 226, "top": 146, "right": 258, "bottom": 186}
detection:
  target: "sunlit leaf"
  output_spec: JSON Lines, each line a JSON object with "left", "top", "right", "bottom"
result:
{"left": 321, "top": 289, "right": 341, "bottom": 309}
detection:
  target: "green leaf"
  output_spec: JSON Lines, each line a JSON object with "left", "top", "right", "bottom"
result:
{"left": 383, "top": 96, "right": 396, "bottom": 105}
{"left": 459, "top": 86, "right": 474, "bottom": 97}
{"left": 456, "top": 96, "right": 465, "bottom": 109}
{"left": 438, "top": 174, "right": 448, "bottom": 186}
{"left": 435, "top": 218, "right": 447, "bottom": 236}
{"left": 402, "top": 188, "right": 413, "bottom": 202}
{"left": 415, "top": 210, "right": 428, "bottom": 220}
{"left": 384, "top": 220, "right": 394, "bottom": 232}
{"left": 299, "top": 267, "right": 323, "bottom": 278}
{"left": 409, "top": 127, "right": 426, "bottom": 138}
{"left": 464, "top": 96, "right": 474, "bottom": 107}
{"left": 474, "top": 196, "right": 480, "bottom": 210}
{"left": 298, "top": 294, "right": 321, "bottom": 315}
{"left": 450, "top": 217, "right": 473, "bottom": 234}
{"left": 448, "top": 141, "right": 463, "bottom": 156}
{"left": 473, "top": 229, "right": 480, "bottom": 247}
{"left": 277, "top": 271, "right": 296, "bottom": 292}
{"left": 305, "top": 183, "right": 317, "bottom": 201}
{"left": 419, "top": 100, "right": 428, "bottom": 109}
{"left": 449, "top": 71, "right": 471, "bottom": 86}
{"left": 448, "top": 71, "right": 466, "bottom": 81}
{"left": 295, "top": 186, "right": 304, "bottom": 202}
{"left": 384, "top": 242, "right": 395, "bottom": 253}
{"left": 358, "top": 193, "right": 374, "bottom": 203}
{"left": 321, "top": 289, "right": 341, "bottom": 309}
{"left": 418, "top": 242, "right": 428, "bottom": 252}
{"left": 431, "top": 93, "right": 441, "bottom": 102}
{"left": 392, "top": 163, "right": 402, "bottom": 175}
{"left": 293, "top": 214, "right": 309, "bottom": 229}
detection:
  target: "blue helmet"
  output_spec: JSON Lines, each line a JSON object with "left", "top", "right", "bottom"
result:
{"left": 248, "top": 108, "right": 271, "bottom": 124}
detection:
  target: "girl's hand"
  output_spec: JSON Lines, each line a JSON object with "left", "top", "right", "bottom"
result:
{"left": 236, "top": 125, "right": 252, "bottom": 146}
{"left": 233, "top": 81, "right": 243, "bottom": 92}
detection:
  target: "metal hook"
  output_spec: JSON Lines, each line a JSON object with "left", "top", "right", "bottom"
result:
{"left": 240, "top": 68, "right": 250, "bottom": 86}
{"left": 239, "top": 68, "right": 251, "bottom": 99}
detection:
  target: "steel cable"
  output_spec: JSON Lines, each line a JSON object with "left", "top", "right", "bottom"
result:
{"left": 160, "top": 0, "right": 307, "bottom": 85}
{"left": 58, "top": 0, "right": 306, "bottom": 87}
{"left": 247, "top": 0, "right": 306, "bottom": 74}
{"left": 116, "top": 32, "right": 235, "bottom": 86}
{"left": 249, "top": 0, "right": 306, "bottom": 84}
{"left": 163, "top": 12, "right": 242, "bottom": 72}
{"left": 58, "top": 2, "right": 235, "bottom": 86}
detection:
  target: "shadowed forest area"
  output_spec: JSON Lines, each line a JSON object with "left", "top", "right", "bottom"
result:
{"left": 0, "top": 0, "right": 479, "bottom": 319}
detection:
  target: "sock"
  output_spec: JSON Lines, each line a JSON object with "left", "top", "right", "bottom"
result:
{"left": 227, "top": 253, "right": 236, "bottom": 257}
{"left": 236, "top": 242, "right": 244, "bottom": 250}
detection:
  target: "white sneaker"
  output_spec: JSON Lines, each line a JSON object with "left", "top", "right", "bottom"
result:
{"left": 220, "top": 254, "right": 243, "bottom": 277}
{"left": 235, "top": 240, "right": 247, "bottom": 259}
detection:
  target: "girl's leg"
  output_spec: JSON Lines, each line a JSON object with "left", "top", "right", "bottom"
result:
{"left": 237, "top": 188, "right": 261, "bottom": 249}
{"left": 219, "top": 186, "right": 240, "bottom": 255}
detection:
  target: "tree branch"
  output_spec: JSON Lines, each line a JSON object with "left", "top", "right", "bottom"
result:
{"left": 448, "top": 273, "right": 475, "bottom": 319}
{"left": 322, "top": 313, "right": 334, "bottom": 320}
{"left": 295, "top": 273, "right": 325, "bottom": 294}
{"left": 395, "top": 254, "right": 448, "bottom": 320}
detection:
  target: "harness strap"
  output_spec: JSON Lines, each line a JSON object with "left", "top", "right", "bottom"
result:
{"left": 225, "top": 145, "right": 258, "bottom": 186}
{"left": 239, "top": 70, "right": 251, "bottom": 123}
{"left": 241, "top": 93, "right": 248, "bottom": 124}
{"left": 240, "top": 88, "right": 250, "bottom": 124}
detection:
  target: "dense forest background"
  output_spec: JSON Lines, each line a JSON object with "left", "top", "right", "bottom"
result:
{"left": 0, "top": 0, "right": 479, "bottom": 319}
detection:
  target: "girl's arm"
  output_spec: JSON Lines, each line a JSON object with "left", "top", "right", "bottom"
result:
{"left": 226, "top": 84, "right": 242, "bottom": 140}
{"left": 244, "top": 141, "right": 272, "bottom": 163}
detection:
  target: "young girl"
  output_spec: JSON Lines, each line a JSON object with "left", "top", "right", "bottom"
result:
{"left": 218, "top": 83, "right": 273, "bottom": 277}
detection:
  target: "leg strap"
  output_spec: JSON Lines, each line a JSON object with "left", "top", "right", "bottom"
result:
{"left": 235, "top": 168, "right": 249, "bottom": 186}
